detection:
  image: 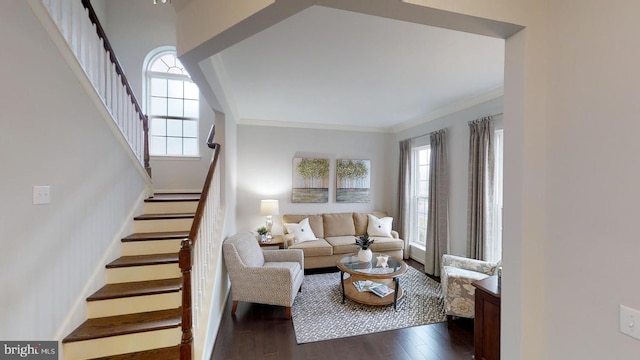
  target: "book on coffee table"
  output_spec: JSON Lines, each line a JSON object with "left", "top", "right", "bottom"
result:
{"left": 352, "top": 280, "right": 394, "bottom": 297}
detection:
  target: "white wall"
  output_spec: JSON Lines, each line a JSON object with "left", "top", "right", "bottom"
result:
{"left": 543, "top": 1, "right": 640, "bottom": 358}
{"left": 236, "top": 125, "right": 394, "bottom": 236}
{"left": 104, "top": 0, "right": 215, "bottom": 191}
{"left": 394, "top": 97, "right": 503, "bottom": 257}
{"left": 0, "top": 1, "right": 147, "bottom": 340}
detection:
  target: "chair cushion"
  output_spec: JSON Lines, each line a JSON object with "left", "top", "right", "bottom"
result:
{"left": 325, "top": 236, "right": 359, "bottom": 255}
{"left": 264, "top": 261, "right": 301, "bottom": 275}
{"left": 443, "top": 266, "right": 490, "bottom": 281}
{"left": 287, "top": 238, "right": 333, "bottom": 257}
{"left": 323, "top": 213, "right": 355, "bottom": 237}
{"left": 224, "top": 232, "right": 264, "bottom": 267}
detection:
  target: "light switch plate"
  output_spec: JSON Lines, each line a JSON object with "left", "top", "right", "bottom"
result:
{"left": 33, "top": 186, "right": 51, "bottom": 205}
{"left": 620, "top": 304, "right": 640, "bottom": 340}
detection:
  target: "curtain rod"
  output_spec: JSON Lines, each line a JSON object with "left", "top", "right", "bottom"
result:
{"left": 406, "top": 112, "right": 504, "bottom": 141}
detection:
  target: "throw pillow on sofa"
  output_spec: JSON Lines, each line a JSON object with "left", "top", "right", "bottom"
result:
{"left": 367, "top": 214, "right": 393, "bottom": 237}
{"left": 284, "top": 218, "right": 317, "bottom": 243}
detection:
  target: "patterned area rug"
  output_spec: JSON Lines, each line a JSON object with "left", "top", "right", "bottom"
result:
{"left": 291, "top": 266, "right": 446, "bottom": 344}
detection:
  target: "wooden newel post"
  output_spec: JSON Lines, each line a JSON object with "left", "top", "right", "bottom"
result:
{"left": 179, "top": 238, "right": 193, "bottom": 360}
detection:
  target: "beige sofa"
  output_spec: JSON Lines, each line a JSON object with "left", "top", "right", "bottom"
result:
{"left": 282, "top": 212, "right": 404, "bottom": 269}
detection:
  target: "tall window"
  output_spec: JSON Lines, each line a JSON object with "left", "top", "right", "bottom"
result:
{"left": 411, "top": 145, "right": 431, "bottom": 246}
{"left": 146, "top": 50, "right": 199, "bottom": 156}
{"left": 487, "top": 129, "right": 504, "bottom": 261}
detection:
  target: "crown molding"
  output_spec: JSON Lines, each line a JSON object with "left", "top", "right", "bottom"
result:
{"left": 237, "top": 86, "right": 503, "bottom": 134}
{"left": 392, "top": 86, "right": 504, "bottom": 133}
{"left": 237, "top": 118, "right": 393, "bottom": 133}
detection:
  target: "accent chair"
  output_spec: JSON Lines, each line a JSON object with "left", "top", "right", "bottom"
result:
{"left": 441, "top": 254, "right": 500, "bottom": 325}
{"left": 222, "top": 232, "right": 304, "bottom": 319}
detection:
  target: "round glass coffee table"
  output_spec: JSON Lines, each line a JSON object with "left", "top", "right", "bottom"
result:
{"left": 336, "top": 253, "right": 408, "bottom": 310}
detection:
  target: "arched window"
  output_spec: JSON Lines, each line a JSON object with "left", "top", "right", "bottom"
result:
{"left": 146, "top": 49, "right": 199, "bottom": 156}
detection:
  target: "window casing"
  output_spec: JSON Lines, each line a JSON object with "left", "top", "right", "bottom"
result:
{"left": 410, "top": 145, "right": 431, "bottom": 246}
{"left": 486, "top": 129, "right": 504, "bottom": 261}
{"left": 146, "top": 51, "right": 199, "bottom": 156}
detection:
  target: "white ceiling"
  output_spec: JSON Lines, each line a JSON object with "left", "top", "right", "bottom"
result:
{"left": 216, "top": 5, "right": 505, "bottom": 131}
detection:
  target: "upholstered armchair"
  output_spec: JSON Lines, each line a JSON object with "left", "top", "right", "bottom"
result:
{"left": 222, "top": 232, "right": 304, "bottom": 319}
{"left": 441, "top": 254, "right": 500, "bottom": 323}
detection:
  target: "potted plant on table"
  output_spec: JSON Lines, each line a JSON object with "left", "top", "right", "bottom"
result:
{"left": 257, "top": 226, "right": 268, "bottom": 242}
{"left": 355, "top": 233, "right": 375, "bottom": 262}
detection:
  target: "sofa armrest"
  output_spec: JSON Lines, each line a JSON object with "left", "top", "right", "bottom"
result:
{"left": 442, "top": 254, "right": 499, "bottom": 275}
{"left": 390, "top": 230, "right": 399, "bottom": 239}
{"left": 263, "top": 249, "right": 304, "bottom": 268}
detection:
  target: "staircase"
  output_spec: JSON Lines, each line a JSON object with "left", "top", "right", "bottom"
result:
{"left": 62, "top": 193, "right": 200, "bottom": 360}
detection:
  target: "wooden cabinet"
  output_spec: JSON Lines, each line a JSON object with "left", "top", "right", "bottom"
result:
{"left": 472, "top": 275, "right": 501, "bottom": 360}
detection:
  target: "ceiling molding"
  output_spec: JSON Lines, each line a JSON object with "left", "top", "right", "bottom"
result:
{"left": 237, "top": 118, "right": 393, "bottom": 133}
{"left": 238, "top": 87, "right": 504, "bottom": 134}
{"left": 392, "top": 86, "right": 504, "bottom": 133}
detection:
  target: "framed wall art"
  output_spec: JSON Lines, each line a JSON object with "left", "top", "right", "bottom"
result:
{"left": 336, "top": 159, "right": 370, "bottom": 203}
{"left": 292, "top": 157, "right": 329, "bottom": 203}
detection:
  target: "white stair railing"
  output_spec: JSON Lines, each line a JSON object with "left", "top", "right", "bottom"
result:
{"left": 180, "top": 125, "right": 223, "bottom": 360}
{"left": 34, "top": 0, "right": 150, "bottom": 175}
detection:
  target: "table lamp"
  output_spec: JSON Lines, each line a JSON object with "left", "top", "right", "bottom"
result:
{"left": 260, "top": 199, "right": 279, "bottom": 241}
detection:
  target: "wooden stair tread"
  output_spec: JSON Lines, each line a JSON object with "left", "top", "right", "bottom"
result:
{"left": 134, "top": 213, "right": 195, "bottom": 220}
{"left": 106, "top": 253, "right": 178, "bottom": 268}
{"left": 63, "top": 308, "right": 181, "bottom": 343}
{"left": 87, "top": 278, "right": 182, "bottom": 301}
{"left": 146, "top": 193, "right": 200, "bottom": 202}
{"left": 122, "top": 231, "right": 189, "bottom": 242}
{"left": 88, "top": 345, "right": 180, "bottom": 360}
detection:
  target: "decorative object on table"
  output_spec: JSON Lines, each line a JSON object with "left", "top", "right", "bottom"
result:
{"left": 376, "top": 254, "right": 389, "bottom": 268}
{"left": 292, "top": 157, "right": 329, "bottom": 203}
{"left": 336, "top": 159, "right": 371, "bottom": 203}
{"left": 355, "top": 233, "right": 374, "bottom": 262}
{"left": 256, "top": 226, "right": 268, "bottom": 243}
{"left": 291, "top": 266, "right": 446, "bottom": 344}
{"left": 260, "top": 199, "right": 279, "bottom": 241}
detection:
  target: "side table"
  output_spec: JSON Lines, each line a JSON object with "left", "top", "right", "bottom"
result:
{"left": 257, "top": 234, "right": 285, "bottom": 249}
{"left": 472, "top": 275, "right": 501, "bottom": 360}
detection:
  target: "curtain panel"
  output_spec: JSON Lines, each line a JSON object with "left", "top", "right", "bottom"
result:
{"left": 424, "top": 129, "right": 449, "bottom": 276}
{"left": 397, "top": 139, "right": 412, "bottom": 258}
{"left": 467, "top": 116, "right": 495, "bottom": 260}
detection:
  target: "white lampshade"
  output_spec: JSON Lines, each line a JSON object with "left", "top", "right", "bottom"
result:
{"left": 260, "top": 200, "right": 279, "bottom": 216}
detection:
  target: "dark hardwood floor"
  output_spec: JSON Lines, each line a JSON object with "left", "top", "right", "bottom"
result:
{"left": 210, "top": 259, "right": 474, "bottom": 360}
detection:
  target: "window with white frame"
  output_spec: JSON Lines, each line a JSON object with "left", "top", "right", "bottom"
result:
{"left": 410, "top": 145, "right": 431, "bottom": 246}
{"left": 486, "top": 129, "right": 504, "bottom": 261}
{"left": 146, "top": 50, "right": 199, "bottom": 156}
